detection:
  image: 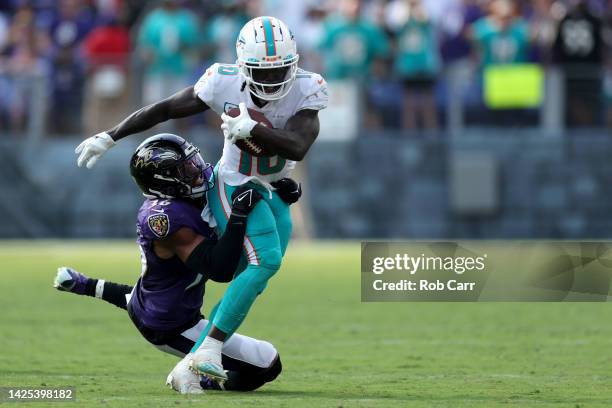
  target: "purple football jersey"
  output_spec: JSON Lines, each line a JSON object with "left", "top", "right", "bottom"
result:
{"left": 129, "top": 198, "right": 216, "bottom": 331}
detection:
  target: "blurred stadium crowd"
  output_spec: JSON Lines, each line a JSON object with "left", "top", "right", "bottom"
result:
{"left": 0, "top": 0, "right": 611, "bottom": 136}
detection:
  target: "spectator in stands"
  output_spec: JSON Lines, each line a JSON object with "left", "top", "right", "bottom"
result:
{"left": 83, "top": 15, "right": 130, "bottom": 65}
{"left": 31, "top": 1, "right": 64, "bottom": 34}
{"left": 82, "top": 11, "right": 131, "bottom": 135}
{"left": 137, "top": 0, "right": 199, "bottom": 105}
{"left": 365, "top": 58, "right": 402, "bottom": 129}
{"left": 48, "top": 0, "right": 96, "bottom": 50}
{"left": 49, "top": 44, "right": 84, "bottom": 133}
{"left": 202, "top": 1, "right": 249, "bottom": 65}
{"left": 605, "top": 0, "right": 612, "bottom": 128}
{"left": 393, "top": 0, "right": 440, "bottom": 130}
{"left": 93, "top": 0, "right": 122, "bottom": 17}
{"left": 44, "top": 0, "right": 96, "bottom": 134}
{"left": 297, "top": 3, "right": 328, "bottom": 73}
{"left": 0, "top": 4, "right": 48, "bottom": 132}
{"left": 438, "top": 0, "right": 486, "bottom": 65}
{"left": 553, "top": 0, "right": 604, "bottom": 127}
{"left": 525, "top": 0, "right": 558, "bottom": 64}
{"left": 319, "top": 0, "right": 390, "bottom": 80}
{"left": 469, "top": 0, "right": 530, "bottom": 67}
{"left": 0, "top": 8, "right": 8, "bottom": 51}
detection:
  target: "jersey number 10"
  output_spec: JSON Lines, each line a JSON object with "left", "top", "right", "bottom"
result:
{"left": 239, "top": 154, "right": 286, "bottom": 176}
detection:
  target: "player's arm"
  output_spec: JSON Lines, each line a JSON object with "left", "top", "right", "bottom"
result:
{"left": 156, "top": 186, "right": 261, "bottom": 282}
{"left": 249, "top": 109, "right": 320, "bottom": 161}
{"left": 107, "top": 87, "right": 209, "bottom": 141}
{"left": 75, "top": 87, "right": 209, "bottom": 168}
{"left": 156, "top": 220, "right": 241, "bottom": 283}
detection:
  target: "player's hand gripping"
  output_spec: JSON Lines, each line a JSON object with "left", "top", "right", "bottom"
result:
{"left": 75, "top": 132, "right": 116, "bottom": 169}
{"left": 271, "top": 178, "right": 302, "bottom": 205}
{"left": 230, "top": 185, "right": 262, "bottom": 218}
{"left": 220, "top": 102, "right": 257, "bottom": 144}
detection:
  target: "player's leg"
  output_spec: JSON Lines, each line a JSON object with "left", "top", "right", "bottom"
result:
{"left": 212, "top": 200, "right": 282, "bottom": 335}
{"left": 164, "top": 318, "right": 281, "bottom": 393}
{"left": 191, "top": 176, "right": 283, "bottom": 381}
{"left": 220, "top": 332, "right": 282, "bottom": 391}
{"left": 193, "top": 207, "right": 282, "bottom": 381}
{"left": 267, "top": 190, "right": 292, "bottom": 256}
{"left": 54, "top": 266, "right": 132, "bottom": 310}
{"left": 211, "top": 191, "right": 286, "bottom": 391}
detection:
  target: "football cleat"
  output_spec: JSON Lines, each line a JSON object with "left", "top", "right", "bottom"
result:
{"left": 54, "top": 267, "right": 89, "bottom": 295}
{"left": 166, "top": 354, "right": 205, "bottom": 394}
{"left": 189, "top": 350, "right": 228, "bottom": 384}
{"left": 200, "top": 375, "right": 225, "bottom": 391}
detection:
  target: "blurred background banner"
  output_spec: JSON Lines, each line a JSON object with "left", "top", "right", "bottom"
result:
{"left": 0, "top": 0, "right": 611, "bottom": 239}
{"left": 483, "top": 64, "right": 544, "bottom": 108}
{"left": 361, "top": 241, "right": 612, "bottom": 301}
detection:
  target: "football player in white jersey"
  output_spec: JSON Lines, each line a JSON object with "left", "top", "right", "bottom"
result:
{"left": 75, "top": 16, "right": 328, "bottom": 384}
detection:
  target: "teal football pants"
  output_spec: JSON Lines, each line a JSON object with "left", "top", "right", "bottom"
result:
{"left": 191, "top": 166, "right": 291, "bottom": 352}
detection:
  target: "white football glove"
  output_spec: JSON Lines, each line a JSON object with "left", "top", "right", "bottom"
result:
{"left": 220, "top": 102, "right": 258, "bottom": 144}
{"left": 75, "top": 132, "right": 116, "bottom": 169}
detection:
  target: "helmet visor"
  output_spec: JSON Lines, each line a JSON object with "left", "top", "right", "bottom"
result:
{"left": 178, "top": 153, "right": 214, "bottom": 193}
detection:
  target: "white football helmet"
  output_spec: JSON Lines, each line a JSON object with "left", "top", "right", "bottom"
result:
{"left": 236, "top": 16, "right": 299, "bottom": 101}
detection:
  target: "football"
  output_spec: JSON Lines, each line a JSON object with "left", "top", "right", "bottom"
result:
{"left": 227, "top": 107, "right": 273, "bottom": 157}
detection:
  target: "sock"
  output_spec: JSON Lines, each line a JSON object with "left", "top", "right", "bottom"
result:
{"left": 101, "top": 281, "right": 133, "bottom": 310}
{"left": 200, "top": 337, "right": 223, "bottom": 360}
{"left": 190, "top": 300, "right": 221, "bottom": 352}
{"left": 85, "top": 279, "right": 98, "bottom": 297}
{"left": 84, "top": 279, "right": 133, "bottom": 310}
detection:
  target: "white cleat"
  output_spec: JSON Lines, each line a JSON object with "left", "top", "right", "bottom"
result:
{"left": 189, "top": 349, "right": 228, "bottom": 384}
{"left": 166, "top": 354, "right": 204, "bottom": 394}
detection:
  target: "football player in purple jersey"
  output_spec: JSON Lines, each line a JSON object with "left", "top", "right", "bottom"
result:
{"left": 54, "top": 134, "right": 302, "bottom": 394}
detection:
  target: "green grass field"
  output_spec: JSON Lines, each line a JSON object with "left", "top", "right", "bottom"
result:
{"left": 1, "top": 241, "right": 611, "bottom": 407}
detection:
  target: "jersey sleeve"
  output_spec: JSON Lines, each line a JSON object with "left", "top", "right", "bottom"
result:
{"left": 194, "top": 63, "right": 221, "bottom": 106}
{"left": 139, "top": 201, "right": 198, "bottom": 240}
{"left": 297, "top": 72, "right": 329, "bottom": 112}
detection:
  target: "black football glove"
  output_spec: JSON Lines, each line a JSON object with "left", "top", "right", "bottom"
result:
{"left": 272, "top": 178, "right": 302, "bottom": 205}
{"left": 230, "top": 185, "right": 262, "bottom": 218}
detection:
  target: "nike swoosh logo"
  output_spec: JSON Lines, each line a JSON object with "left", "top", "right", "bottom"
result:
{"left": 236, "top": 191, "right": 251, "bottom": 203}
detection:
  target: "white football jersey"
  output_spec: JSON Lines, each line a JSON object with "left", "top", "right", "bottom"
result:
{"left": 194, "top": 63, "right": 328, "bottom": 188}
